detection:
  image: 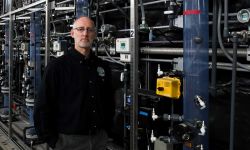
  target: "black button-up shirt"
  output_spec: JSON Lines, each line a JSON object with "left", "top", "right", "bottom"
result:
{"left": 34, "top": 49, "right": 114, "bottom": 147}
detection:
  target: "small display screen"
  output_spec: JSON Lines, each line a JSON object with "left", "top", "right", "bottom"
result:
{"left": 121, "top": 42, "right": 125, "bottom": 49}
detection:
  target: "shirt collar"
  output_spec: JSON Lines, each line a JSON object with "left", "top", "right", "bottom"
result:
{"left": 69, "top": 48, "right": 96, "bottom": 64}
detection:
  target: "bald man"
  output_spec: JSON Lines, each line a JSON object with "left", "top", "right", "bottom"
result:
{"left": 34, "top": 17, "right": 115, "bottom": 150}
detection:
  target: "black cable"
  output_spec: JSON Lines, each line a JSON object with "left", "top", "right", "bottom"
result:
{"left": 229, "top": 33, "right": 238, "bottom": 150}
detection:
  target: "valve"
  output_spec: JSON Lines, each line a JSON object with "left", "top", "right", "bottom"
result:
{"left": 150, "top": 130, "right": 156, "bottom": 143}
{"left": 152, "top": 108, "right": 158, "bottom": 121}
{"left": 194, "top": 95, "right": 206, "bottom": 110}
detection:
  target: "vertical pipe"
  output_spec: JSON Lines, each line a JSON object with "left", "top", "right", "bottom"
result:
{"left": 139, "top": 0, "right": 145, "bottom": 25}
{"left": 211, "top": 0, "right": 218, "bottom": 97}
{"left": 3, "top": 22, "right": 9, "bottom": 113}
{"left": 183, "top": 0, "right": 209, "bottom": 149}
{"left": 35, "top": 11, "right": 41, "bottom": 106}
{"left": 5, "top": 0, "right": 10, "bottom": 13}
{"left": 223, "top": 0, "right": 228, "bottom": 38}
{"left": 8, "top": 0, "right": 13, "bottom": 138}
{"left": 95, "top": 0, "right": 99, "bottom": 56}
{"left": 130, "top": 0, "right": 139, "bottom": 149}
{"left": 29, "top": 12, "right": 35, "bottom": 123}
{"left": 45, "top": 0, "right": 50, "bottom": 66}
{"left": 76, "top": 0, "right": 88, "bottom": 18}
{"left": 145, "top": 54, "right": 150, "bottom": 90}
{"left": 29, "top": 11, "right": 41, "bottom": 123}
{"left": 2, "top": 0, "right": 5, "bottom": 14}
{"left": 229, "top": 33, "right": 237, "bottom": 150}
{"left": 45, "top": 2, "right": 50, "bottom": 149}
{"left": 123, "top": 63, "right": 128, "bottom": 149}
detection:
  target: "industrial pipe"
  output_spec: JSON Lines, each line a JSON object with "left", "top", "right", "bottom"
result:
{"left": 229, "top": 33, "right": 238, "bottom": 150}
{"left": 211, "top": 0, "right": 218, "bottom": 97}
{"left": 183, "top": 0, "right": 209, "bottom": 149}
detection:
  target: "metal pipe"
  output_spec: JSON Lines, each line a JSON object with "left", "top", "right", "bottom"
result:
{"left": 140, "top": 47, "right": 247, "bottom": 57}
{"left": 140, "top": 58, "right": 250, "bottom": 72}
{"left": 223, "top": 0, "right": 229, "bottom": 38}
{"left": 211, "top": 0, "right": 218, "bottom": 97}
{"left": 111, "top": 1, "right": 129, "bottom": 21}
{"left": 57, "top": 0, "right": 73, "bottom": 5}
{"left": 117, "top": 25, "right": 171, "bottom": 32}
{"left": 0, "top": 0, "right": 46, "bottom": 19}
{"left": 123, "top": 63, "right": 129, "bottom": 149}
{"left": 45, "top": 0, "right": 50, "bottom": 66}
{"left": 55, "top": 7, "right": 75, "bottom": 10}
{"left": 217, "top": 0, "right": 250, "bottom": 71}
{"left": 95, "top": 0, "right": 99, "bottom": 56}
{"left": 2, "top": 16, "right": 30, "bottom": 20}
{"left": 139, "top": 0, "right": 146, "bottom": 25}
{"left": 145, "top": 54, "right": 150, "bottom": 89}
{"left": 99, "top": 0, "right": 165, "bottom": 14}
{"left": 75, "top": 0, "right": 89, "bottom": 18}
{"left": 183, "top": 0, "right": 209, "bottom": 149}
{"left": 8, "top": 0, "right": 13, "bottom": 138}
{"left": 93, "top": 47, "right": 248, "bottom": 57}
{"left": 130, "top": 0, "right": 139, "bottom": 149}
{"left": 229, "top": 34, "right": 237, "bottom": 150}
{"left": 2, "top": 0, "right": 5, "bottom": 14}
{"left": 18, "top": 8, "right": 43, "bottom": 17}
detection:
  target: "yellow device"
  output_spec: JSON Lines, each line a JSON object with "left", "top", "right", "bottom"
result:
{"left": 156, "top": 77, "right": 181, "bottom": 99}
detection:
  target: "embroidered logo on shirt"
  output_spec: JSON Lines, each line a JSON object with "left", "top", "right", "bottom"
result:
{"left": 97, "top": 67, "right": 105, "bottom": 77}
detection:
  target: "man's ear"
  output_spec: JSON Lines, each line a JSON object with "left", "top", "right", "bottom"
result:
{"left": 70, "top": 29, "right": 74, "bottom": 38}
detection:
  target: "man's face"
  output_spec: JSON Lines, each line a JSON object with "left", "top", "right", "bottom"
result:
{"left": 71, "top": 17, "right": 96, "bottom": 51}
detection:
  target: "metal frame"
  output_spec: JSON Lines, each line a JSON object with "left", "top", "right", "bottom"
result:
{"left": 0, "top": 0, "right": 46, "bottom": 19}
{"left": 0, "top": 0, "right": 51, "bottom": 144}
{"left": 130, "top": 0, "right": 139, "bottom": 149}
{"left": 8, "top": 0, "right": 13, "bottom": 138}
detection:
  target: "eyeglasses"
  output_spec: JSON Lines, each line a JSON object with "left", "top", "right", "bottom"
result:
{"left": 73, "top": 27, "right": 96, "bottom": 33}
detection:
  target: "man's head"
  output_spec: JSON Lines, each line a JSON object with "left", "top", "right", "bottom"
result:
{"left": 70, "top": 17, "right": 96, "bottom": 55}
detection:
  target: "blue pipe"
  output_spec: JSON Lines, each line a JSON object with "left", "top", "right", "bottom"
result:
{"left": 76, "top": 0, "right": 89, "bottom": 18}
{"left": 183, "top": 0, "right": 209, "bottom": 149}
{"left": 29, "top": 11, "right": 41, "bottom": 124}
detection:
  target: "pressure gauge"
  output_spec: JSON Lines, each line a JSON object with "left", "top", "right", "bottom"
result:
{"left": 237, "top": 9, "right": 250, "bottom": 23}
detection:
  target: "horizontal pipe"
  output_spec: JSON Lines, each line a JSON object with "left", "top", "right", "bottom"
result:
{"left": 2, "top": 17, "right": 30, "bottom": 20}
{"left": 93, "top": 47, "right": 247, "bottom": 57}
{"left": 7, "top": 47, "right": 249, "bottom": 58}
{"left": 57, "top": 0, "right": 73, "bottom": 5}
{"left": 18, "top": 8, "right": 44, "bottom": 17}
{"left": 100, "top": 56, "right": 250, "bottom": 72}
{"left": 0, "top": 0, "right": 46, "bottom": 19}
{"left": 55, "top": 7, "right": 75, "bottom": 11}
{"left": 99, "top": 0, "right": 165, "bottom": 14}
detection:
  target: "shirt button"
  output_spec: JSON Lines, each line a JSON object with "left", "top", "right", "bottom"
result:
{"left": 93, "top": 110, "right": 96, "bottom": 113}
{"left": 89, "top": 81, "right": 93, "bottom": 84}
{"left": 91, "top": 96, "right": 94, "bottom": 98}
{"left": 80, "top": 61, "right": 82, "bottom": 64}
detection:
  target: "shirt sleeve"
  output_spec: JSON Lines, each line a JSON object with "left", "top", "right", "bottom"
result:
{"left": 33, "top": 62, "right": 58, "bottom": 148}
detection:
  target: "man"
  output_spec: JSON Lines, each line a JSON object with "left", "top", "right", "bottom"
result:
{"left": 34, "top": 17, "right": 115, "bottom": 150}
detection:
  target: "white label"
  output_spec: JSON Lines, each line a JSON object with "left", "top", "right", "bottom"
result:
{"left": 120, "top": 54, "right": 131, "bottom": 62}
